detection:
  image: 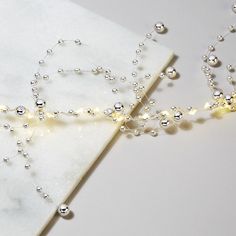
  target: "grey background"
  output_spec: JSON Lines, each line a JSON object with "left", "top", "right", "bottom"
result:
{"left": 47, "top": 0, "right": 236, "bottom": 235}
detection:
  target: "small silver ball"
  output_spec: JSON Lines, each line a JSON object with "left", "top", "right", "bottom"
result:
{"left": 160, "top": 119, "right": 170, "bottom": 128}
{"left": 232, "top": 3, "right": 236, "bottom": 13}
{"left": 225, "top": 94, "right": 233, "bottom": 105}
{"left": 207, "top": 55, "right": 219, "bottom": 67}
{"left": 213, "top": 90, "right": 223, "bottom": 99}
{"left": 165, "top": 67, "right": 177, "bottom": 79}
{"left": 154, "top": 22, "right": 165, "bottom": 33}
{"left": 35, "top": 99, "right": 46, "bottom": 109}
{"left": 114, "top": 102, "right": 124, "bottom": 112}
{"left": 174, "top": 111, "right": 183, "bottom": 121}
{"left": 58, "top": 204, "right": 71, "bottom": 217}
{"left": 146, "top": 33, "right": 152, "bottom": 39}
{"left": 16, "top": 106, "right": 27, "bottom": 116}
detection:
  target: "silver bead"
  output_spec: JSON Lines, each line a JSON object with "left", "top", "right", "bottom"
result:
{"left": 47, "top": 49, "right": 53, "bottom": 55}
{"left": 120, "top": 126, "right": 126, "bottom": 132}
{"left": 36, "top": 186, "right": 42, "bottom": 192}
{"left": 16, "top": 106, "right": 26, "bottom": 116}
{"left": 207, "top": 55, "right": 219, "bottom": 67}
{"left": 165, "top": 67, "right": 177, "bottom": 79}
{"left": 114, "top": 102, "right": 124, "bottom": 111}
{"left": 24, "top": 163, "right": 31, "bottom": 169}
{"left": 202, "top": 55, "right": 208, "bottom": 62}
{"left": 159, "top": 72, "right": 165, "bottom": 79}
{"left": 154, "top": 22, "right": 165, "bottom": 33}
{"left": 208, "top": 45, "right": 215, "bottom": 51}
{"left": 104, "top": 108, "right": 114, "bottom": 116}
{"left": 226, "top": 64, "right": 233, "bottom": 72}
{"left": 58, "top": 39, "right": 64, "bottom": 44}
{"left": 213, "top": 90, "right": 223, "bottom": 99}
{"left": 145, "top": 74, "right": 151, "bottom": 79}
{"left": 74, "top": 39, "right": 82, "bottom": 45}
{"left": 43, "top": 193, "right": 49, "bottom": 199}
{"left": 232, "top": 3, "right": 236, "bottom": 13}
{"left": 58, "top": 204, "right": 71, "bottom": 217}
{"left": 225, "top": 94, "right": 233, "bottom": 105}
{"left": 35, "top": 99, "right": 46, "bottom": 109}
{"left": 217, "top": 35, "right": 224, "bottom": 41}
{"left": 3, "top": 157, "right": 9, "bottom": 162}
{"left": 139, "top": 42, "right": 144, "bottom": 47}
{"left": 57, "top": 68, "right": 64, "bottom": 74}
{"left": 160, "top": 119, "right": 170, "bottom": 128}
{"left": 150, "top": 130, "right": 158, "bottom": 137}
{"left": 34, "top": 72, "right": 41, "bottom": 79}
{"left": 112, "top": 88, "right": 119, "bottom": 94}
{"left": 146, "top": 33, "right": 152, "bottom": 39}
{"left": 43, "top": 75, "right": 49, "bottom": 80}
{"left": 228, "top": 25, "right": 235, "bottom": 32}
{"left": 74, "top": 68, "right": 81, "bottom": 74}
{"left": 174, "top": 111, "right": 183, "bottom": 121}
{"left": 120, "top": 76, "right": 127, "bottom": 82}
{"left": 39, "top": 60, "right": 45, "bottom": 65}
{"left": 136, "top": 49, "right": 142, "bottom": 54}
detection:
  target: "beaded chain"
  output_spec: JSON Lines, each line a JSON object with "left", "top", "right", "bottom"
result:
{"left": 0, "top": 3, "right": 236, "bottom": 218}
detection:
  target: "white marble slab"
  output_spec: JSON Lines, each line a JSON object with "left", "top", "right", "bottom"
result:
{"left": 0, "top": 0, "right": 173, "bottom": 235}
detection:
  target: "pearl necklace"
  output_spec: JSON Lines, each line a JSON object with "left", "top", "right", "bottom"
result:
{"left": 0, "top": 3, "right": 236, "bottom": 219}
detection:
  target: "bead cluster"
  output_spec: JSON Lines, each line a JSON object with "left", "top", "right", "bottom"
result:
{"left": 0, "top": 3, "right": 235, "bottom": 218}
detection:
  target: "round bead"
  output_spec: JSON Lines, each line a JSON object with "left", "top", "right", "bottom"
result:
{"left": 57, "top": 68, "right": 64, "bottom": 74}
{"left": 174, "top": 111, "right": 183, "bottom": 121}
{"left": 232, "top": 3, "right": 236, "bottom": 13}
{"left": 208, "top": 45, "right": 215, "bottom": 51}
{"left": 165, "top": 67, "right": 177, "bottom": 79}
{"left": 225, "top": 94, "right": 233, "bottom": 105}
{"left": 47, "top": 49, "right": 53, "bottom": 55}
{"left": 16, "top": 106, "right": 26, "bottom": 116}
{"left": 58, "top": 204, "right": 71, "bottom": 217}
{"left": 146, "top": 33, "right": 152, "bottom": 39}
{"left": 202, "top": 55, "right": 208, "bottom": 62}
{"left": 159, "top": 72, "right": 165, "bottom": 79}
{"left": 226, "top": 64, "right": 233, "bottom": 72}
{"left": 160, "top": 119, "right": 170, "bottom": 128}
{"left": 150, "top": 130, "right": 158, "bottom": 137}
{"left": 39, "top": 60, "right": 45, "bottom": 65}
{"left": 25, "top": 163, "right": 31, "bottom": 169}
{"left": 114, "top": 102, "right": 124, "bottom": 111}
{"left": 3, "top": 157, "right": 9, "bottom": 162}
{"left": 213, "top": 90, "right": 223, "bottom": 99}
{"left": 58, "top": 39, "right": 64, "bottom": 44}
{"left": 74, "top": 68, "right": 81, "bottom": 73}
{"left": 228, "top": 25, "right": 235, "bottom": 32}
{"left": 35, "top": 99, "right": 46, "bottom": 109}
{"left": 104, "top": 108, "right": 113, "bottom": 116}
{"left": 120, "top": 126, "right": 126, "bottom": 132}
{"left": 207, "top": 55, "right": 219, "bottom": 67}
{"left": 154, "top": 22, "right": 165, "bottom": 33}
{"left": 74, "top": 39, "right": 81, "bottom": 45}
{"left": 217, "top": 35, "right": 224, "bottom": 41}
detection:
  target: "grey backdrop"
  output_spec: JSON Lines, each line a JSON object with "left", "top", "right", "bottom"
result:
{"left": 47, "top": 0, "right": 236, "bottom": 235}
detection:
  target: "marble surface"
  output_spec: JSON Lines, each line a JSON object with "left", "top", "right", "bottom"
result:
{"left": 0, "top": 0, "right": 173, "bottom": 235}
{"left": 47, "top": 0, "right": 236, "bottom": 236}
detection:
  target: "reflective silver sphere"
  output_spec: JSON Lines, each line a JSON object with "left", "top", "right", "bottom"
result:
{"left": 165, "top": 67, "right": 177, "bottom": 79}
{"left": 154, "top": 22, "right": 165, "bottom": 33}
{"left": 207, "top": 55, "right": 219, "bottom": 67}
{"left": 35, "top": 99, "right": 46, "bottom": 109}
{"left": 58, "top": 204, "right": 71, "bottom": 217}
{"left": 16, "top": 106, "right": 27, "bottom": 116}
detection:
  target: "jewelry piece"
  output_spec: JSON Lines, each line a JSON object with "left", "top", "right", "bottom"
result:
{"left": 0, "top": 3, "right": 235, "bottom": 220}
